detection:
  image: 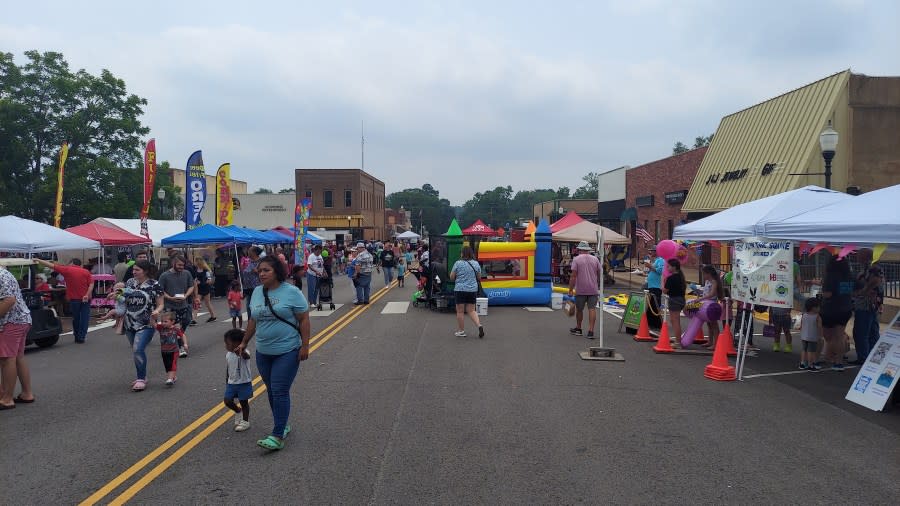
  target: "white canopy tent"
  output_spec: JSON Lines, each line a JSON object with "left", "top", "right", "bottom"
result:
{"left": 91, "top": 218, "right": 186, "bottom": 247}
{"left": 763, "top": 183, "right": 900, "bottom": 246}
{"left": 395, "top": 230, "right": 421, "bottom": 240}
{"left": 0, "top": 216, "right": 100, "bottom": 253}
{"left": 552, "top": 220, "right": 630, "bottom": 244}
{"left": 673, "top": 186, "right": 853, "bottom": 241}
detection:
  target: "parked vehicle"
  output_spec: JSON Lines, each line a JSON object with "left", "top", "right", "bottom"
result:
{"left": 0, "top": 258, "right": 62, "bottom": 348}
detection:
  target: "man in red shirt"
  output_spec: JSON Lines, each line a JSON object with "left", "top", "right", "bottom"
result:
{"left": 36, "top": 258, "right": 94, "bottom": 343}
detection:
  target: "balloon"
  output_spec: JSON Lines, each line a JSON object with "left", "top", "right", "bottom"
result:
{"left": 675, "top": 246, "right": 689, "bottom": 262}
{"left": 681, "top": 300, "right": 723, "bottom": 347}
{"left": 657, "top": 239, "right": 678, "bottom": 260}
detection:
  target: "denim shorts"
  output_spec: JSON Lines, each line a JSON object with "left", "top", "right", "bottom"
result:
{"left": 224, "top": 382, "right": 253, "bottom": 401}
{"left": 229, "top": 308, "right": 242, "bottom": 318}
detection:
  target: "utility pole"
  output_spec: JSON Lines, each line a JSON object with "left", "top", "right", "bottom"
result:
{"left": 361, "top": 120, "right": 365, "bottom": 171}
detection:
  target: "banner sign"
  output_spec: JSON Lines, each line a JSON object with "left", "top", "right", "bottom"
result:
{"left": 53, "top": 142, "right": 69, "bottom": 227}
{"left": 731, "top": 237, "right": 793, "bottom": 308}
{"left": 846, "top": 310, "right": 900, "bottom": 411}
{"left": 215, "top": 163, "right": 233, "bottom": 226}
{"left": 294, "top": 198, "right": 311, "bottom": 265}
{"left": 184, "top": 150, "right": 206, "bottom": 230}
{"left": 140, "top": 139, "right": 157, "bottom": 237}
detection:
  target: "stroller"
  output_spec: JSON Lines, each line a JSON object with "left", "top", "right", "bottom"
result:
{"left": 316, "top": 275, "right": 335, "bottom": 311}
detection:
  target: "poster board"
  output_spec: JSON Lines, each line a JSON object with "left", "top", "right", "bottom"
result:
{"left": 846, "top": 309, "right": 900, "bottom": 411}
{"left": 621, "top": 291, "right": 646, "bottom": 331}
{"left": 731, "top": 237, "right": 793, "bottom": 309}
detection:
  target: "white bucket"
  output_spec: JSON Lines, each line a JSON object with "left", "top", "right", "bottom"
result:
{"left": 551, "top": 292, "right": 564, "bottom": 310}
{"left": 476, "top": 297, "right": 489, "bottom": 316}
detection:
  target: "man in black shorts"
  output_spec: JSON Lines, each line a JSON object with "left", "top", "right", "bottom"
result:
{"left": 158, "top": 255, "right": 195, "bottom": 357}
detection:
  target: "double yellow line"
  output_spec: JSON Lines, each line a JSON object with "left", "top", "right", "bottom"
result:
{"left": 81, "top": 280, "right": 400, "bottom": 505}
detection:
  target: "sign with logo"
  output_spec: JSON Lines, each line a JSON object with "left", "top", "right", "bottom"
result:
{"left": 622, "top": 291, "right": 647, "bottom": 330}
{"left": 846, "top": 310, "right": 900, "bottom": 411}
{"left": 731, "top": 237, "right": 793, "bottom": 308}
{"left": 635, "top": 195, "right": 654, "bottom": 207}
{"left": 664, "top": 190, "right": 687, "bottom": 205}
{"left": 184, "top": 150, "right": 206, "bottom": 230}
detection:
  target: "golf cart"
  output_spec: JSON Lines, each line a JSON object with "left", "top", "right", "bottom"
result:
{"left": 0, "top": 258, "right": 62, "bottom": 348}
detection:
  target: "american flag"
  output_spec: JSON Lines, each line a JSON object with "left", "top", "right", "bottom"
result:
{"left": 635, "top": 226, "right": 653, "bottom": 243}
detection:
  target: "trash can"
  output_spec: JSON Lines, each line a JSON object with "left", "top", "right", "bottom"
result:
{"left": 551, "top": 292, "right": 564, "bottom": 310}
{"left": 476, "top": 297, "right": 489, "bottom": 316}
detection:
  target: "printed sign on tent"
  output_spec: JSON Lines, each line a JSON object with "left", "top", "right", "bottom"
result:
{"left": 846, "top": 310, "right": 900, "bottom": 411}
{"left": 731, "top": 237, "right": 793, "bottom": 309}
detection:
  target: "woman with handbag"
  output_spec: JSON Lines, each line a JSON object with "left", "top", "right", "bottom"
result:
{"left": 236, "top": 256, "right": 310, "bottom": 450}
{"left": 449, "top": 246, "right": 485, "bottom": 338}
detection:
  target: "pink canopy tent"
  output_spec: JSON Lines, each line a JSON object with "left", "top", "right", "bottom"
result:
{"left": 66, "top": 222, "right": 151, "bottom": 246}
{"left": 462, "top": 219, "right": 499, "bottom": 237}
{"left": 549, "top": 210, "right": 584, "bottom": 233}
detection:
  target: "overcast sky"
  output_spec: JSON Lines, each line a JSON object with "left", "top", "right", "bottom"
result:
{"left": 3, "top": 0, "right": 898, "bottom": 204}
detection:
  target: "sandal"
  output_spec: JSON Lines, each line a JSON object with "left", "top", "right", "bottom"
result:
{"left": 257, "top": 435, "right": 285, "bottom": 450}
{"left": 0, "top": 403, "right": 15, "bottom": 411}
{"left": 14, "top": 395, "right": 35, "bottom": 404}
{"left": 282, "top": 424, "right": 291, "bottom": 438}
{"left": 132, "top": 379, "right": 147, "bottom": 392}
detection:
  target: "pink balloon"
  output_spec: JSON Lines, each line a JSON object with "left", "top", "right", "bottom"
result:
{"left": 657, "top": 239, "right": 678, "bottom": 260}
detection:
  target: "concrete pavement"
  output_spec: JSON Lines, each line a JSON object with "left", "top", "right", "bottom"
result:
{"left": 1, "top": 273, "right": 898, "bottom": 504}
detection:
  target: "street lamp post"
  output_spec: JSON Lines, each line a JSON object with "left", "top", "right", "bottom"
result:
{"left": 347, "top": 215, "right": 352, "bottom": 242}
{"left": 157, "top": 188, "right": 166, "bottom": 218}
{"left": 819, "top": 120, "right": 838, "bottom": 190}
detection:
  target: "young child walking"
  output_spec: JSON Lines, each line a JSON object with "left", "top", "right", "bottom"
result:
{"left": 227, "top": 280, "right": 243, "bottom": 329}
{"left": 799, "top": 298, "right": 824, "bottom": 370}
{"left": 224, "top": 329, "right": 252, "bottom": 432}
{"left": 397, "top": 253, "right": 406, "bottom": 287}
{"left": 156, "top": 312, "right": 184, "bottom": 386}
{"left": 101, "top": 282, "right": 129, "bottom": 334}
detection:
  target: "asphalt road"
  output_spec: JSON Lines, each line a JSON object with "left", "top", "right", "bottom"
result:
{"left": 2, "top": 274, "right": 898, "bottom": 505}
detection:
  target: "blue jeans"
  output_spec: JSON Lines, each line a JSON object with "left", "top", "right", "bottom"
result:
{"left": 125, "top": 327, "right": 155, "bottom": 380}
{"left": 70, "top": 300, "right": 91, "bottom": 341}
{"left": 852, "top": 310, "right": 880, "bottom": 362}
{"left": 256, "top": 349, "right": 300, "bottom": 438}
{"left": 355, "top": 273, "right": 372, "bottom": 303}
{"left": 307, "top": 274, "right": 319, "bottom": 306}
{"left": 383, "top": 266, "right": 394, "bottom": 286}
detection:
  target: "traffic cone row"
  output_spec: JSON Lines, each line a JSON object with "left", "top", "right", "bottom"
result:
{"left": 719, "top": 323, "right": 737, "bottom": 357}
{"left": 652, "top": 321, "right": 673, "bottom": 353}
{"left": 704, "top": 326, "right": 736, "bottom": 381}
{"left": 633, "top": 312, "right": 654, "bottom": 342}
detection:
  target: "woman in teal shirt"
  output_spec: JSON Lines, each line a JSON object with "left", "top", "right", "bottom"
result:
{"left": 237, "top": 256, "right": 311, "bottom": 450}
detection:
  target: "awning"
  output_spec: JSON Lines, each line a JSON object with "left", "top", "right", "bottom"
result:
{"left": 0, "top": 216, "right": 101, "bottom": 253}
{"left": 462, "top": 219, "right": 499, "bottom": 236}
{"left": 66, "top": 222, "right": 152, "bottom": 246}
{"left": 550, "top": 211, "right": 584, "bottom": 233}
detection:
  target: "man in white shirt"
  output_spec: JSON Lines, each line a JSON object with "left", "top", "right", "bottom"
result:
{"left": 305, "top": 245, "right": 325, "bottom": 307}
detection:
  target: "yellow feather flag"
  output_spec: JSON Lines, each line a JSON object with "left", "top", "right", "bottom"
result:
{"left": 872, "top": 243, "right": 887, "bottom": 263}
{"left": 53, "top": 142, "right": 69, "bottom": 227}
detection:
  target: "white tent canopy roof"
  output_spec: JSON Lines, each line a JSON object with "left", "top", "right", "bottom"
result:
{"left": 0, "top": 216, "right": 100, "bottom": 253}
{"left": 552, "top": 220, "right": 630, "bottom": 244}
{"left": 763, "top": 183, "right": 900, "bottom": 246}
{"left": 91, "top": 218, "right": 186, "bottom": 247}
{"left": 395, "top": 230, "right": 421, "bottom": 239}
{"left": 673, "top": 186, "right": 853, "bottom": 241}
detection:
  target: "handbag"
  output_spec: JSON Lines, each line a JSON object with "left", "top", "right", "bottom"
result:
{"left": 762, "top": 324, "right": 776, "bottom": 338}
{"left": 466, "top": 260, "right": 486, "bottom": 298}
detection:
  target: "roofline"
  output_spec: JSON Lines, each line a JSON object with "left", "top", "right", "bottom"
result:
{"left": 628, "top": 145, "right": 709, "bottom": 172}
{"left": 721, "top": 69, "right": 851, "bottom": 120}
{"left": 294, "top": 168, "right": 386, "bottom": 186}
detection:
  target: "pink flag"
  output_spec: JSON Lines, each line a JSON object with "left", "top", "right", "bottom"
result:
{"left": 837, "top": 244, "right": 857, "bottom": 260}
{"left": 809, "top": 243, "right": 829, "bottom": 255}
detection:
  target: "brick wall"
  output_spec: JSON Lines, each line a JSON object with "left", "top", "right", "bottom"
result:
{"left": 626, "top": 147, "right": 707, "bottom": 265}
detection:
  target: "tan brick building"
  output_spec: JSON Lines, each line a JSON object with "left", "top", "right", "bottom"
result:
{"left": 294, "top": 169, "right": 386, "bottom": 241}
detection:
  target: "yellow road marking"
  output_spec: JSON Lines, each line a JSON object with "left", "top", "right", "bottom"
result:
{"left": 81, "top": 280, "right": 399, "bottom": 505}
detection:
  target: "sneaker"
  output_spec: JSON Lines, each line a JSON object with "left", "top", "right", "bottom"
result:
{"left": 784, "top": 344, "right": 793, "bottom": 353}
{"left": 207, "top": 316, "right": 217, "bottom": 323}
{"left": 832, "top": 363, "right": 845, "bottom": 371}
{"left": 235, "top": 420, "right": 251, "bottom": 432}
{"left": 586, "top": 331, "right": 595, "bottom": 339}
{"left": 454, "top": 330, "right": 467, "bottom": 337}
{"left": 190, "top": 320, "right": 198, "bottom": 326}
{"left": 809, "top": 363, "right": 822, "bottom": 371}
{"left": 569, "top": 328, "right": 583, "bottom": 336}
{"left": 772, "top": 342, "right": 781, "bottom": 352}
{"left": 165, "top": 377, "right": 175, "bottom": 387}
{"left": 179, "top": 348, "right": 188, "bottom": 358}
{"left": 799, "top": 362, "right": 808, "bottom": 370}
{"left": 478, "top": 326, "right": 485, "bottom": 339}
{"left": 234, "top": 413, "right": 243, "bottom": 425}
{"left": 131, "top": 379, "right": 146, "bottom": 392}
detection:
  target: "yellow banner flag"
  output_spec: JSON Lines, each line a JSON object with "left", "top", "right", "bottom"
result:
{"left": 53, "top": 142, "right": 69, "bottom": 227}
{"left": 215, "top": 163, "right": 233, "bottom": 226}
{"left": 872, "top": 243, "right": 887, "bottom": 263}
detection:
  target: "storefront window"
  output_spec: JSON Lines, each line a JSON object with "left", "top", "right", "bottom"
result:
{"left": 324, "top": 190, "right": 333, "bottom": 208}
{"left": 345, "top": 189, "right": 352, "bottom": 207}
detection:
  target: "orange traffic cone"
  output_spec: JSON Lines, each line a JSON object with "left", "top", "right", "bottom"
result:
{"left": 653, "top": 321, "right": 673, "bottom": 353}
{"left": 634, "top": 312, "right": 654, "bottom": 342}
{"left": 694, "top": 326, "right": 708, "bottom": 346}
{"left": 719, "top": 323, "right": 737, "bottom": 357}
{"left": 704, "top": 329, "right": 736, "bottom": 381}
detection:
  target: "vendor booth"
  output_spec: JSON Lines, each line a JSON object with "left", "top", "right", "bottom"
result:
{"left": 0, "top": 216, "right": 101, "bottom": 253}
{"left": 90, "top": 218, "right": 186, "bottom": 247}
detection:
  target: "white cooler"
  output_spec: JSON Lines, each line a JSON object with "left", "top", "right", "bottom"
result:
{"left": 551, "top": 292, "right": 564, "bottom": 310}
{"left": 476, "top": 297, "right": 489, "bottom": 316}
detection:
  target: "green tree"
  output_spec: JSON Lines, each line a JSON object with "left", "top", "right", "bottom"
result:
{"left": 572, "top": 172, "right": 600, "bottom": 199}
{"left": 0, "top": 50, "right": 149, "bottom": 225}
{"left": 694, "top": 134, "right": 714, "bottom": 149}
{"left": 672, "top": 141, "right": 689, "bottom": 155}
{"left": 278, "top": 188, "right": 294, "bottom": 194}
{"left": 255, "top": 188, "right": 274, "bottom": 194}
{"left": 385, "top": 184, "right": 454, "bottom": 237}
{"left": 150, "top": 160, "right": 184, "bottom": 221}
{"left": 459, "top": 185, "right": 515, "bottom": 228}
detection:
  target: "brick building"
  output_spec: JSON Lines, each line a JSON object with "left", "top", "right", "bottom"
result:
{"left": 624, "top": 147, "right": 708, "bottom": 262}
{"left": 294, "top": 169, "right": 386, "bottom": 242}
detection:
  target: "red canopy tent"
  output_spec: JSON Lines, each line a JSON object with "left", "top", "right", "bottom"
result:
{"left": 549, "top": 210, "right": 584, "bottom": 233}
{"left": 66, "top": 222, "right": 151, "bottom": 246}
{"left": 270, "top": 226, "right": 295, "bottom": 238}
{"left": 462, "top": 219, "right": 499, "bottom": 236}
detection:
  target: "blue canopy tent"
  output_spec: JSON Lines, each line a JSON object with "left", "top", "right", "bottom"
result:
{"left": 161, "top": 224, "right": 246, "bottom": 246}
{"left": 221, "top": 225, "right": 281, "bottom": 245}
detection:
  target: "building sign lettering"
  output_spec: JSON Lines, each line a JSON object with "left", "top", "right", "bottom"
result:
{"left": 664, "top": 190, "right": 687, "bottom": 205}
{"left": 262, "top": 205, "right": 286, "bottom": 212}
{"left": 706, "top": 162, "right": 778, "bottom": 185}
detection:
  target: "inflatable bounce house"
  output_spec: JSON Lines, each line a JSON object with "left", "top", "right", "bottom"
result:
{"left": 444, "top": 218, "right": 553, "bottom": 306}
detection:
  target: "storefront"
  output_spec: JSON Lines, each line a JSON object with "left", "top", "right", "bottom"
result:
{"left": 623, "top": 147, "right": 707, "bottom": 263}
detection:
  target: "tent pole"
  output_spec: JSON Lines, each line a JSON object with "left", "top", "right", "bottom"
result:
{"left": 597, "top": 229, "right": 604, "bottom": 347}
{"left": 736, "top": 302, "right": 752, "bottom": 380}
{"left": 234, "top": 243, "right": 244, "bottom": 293}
